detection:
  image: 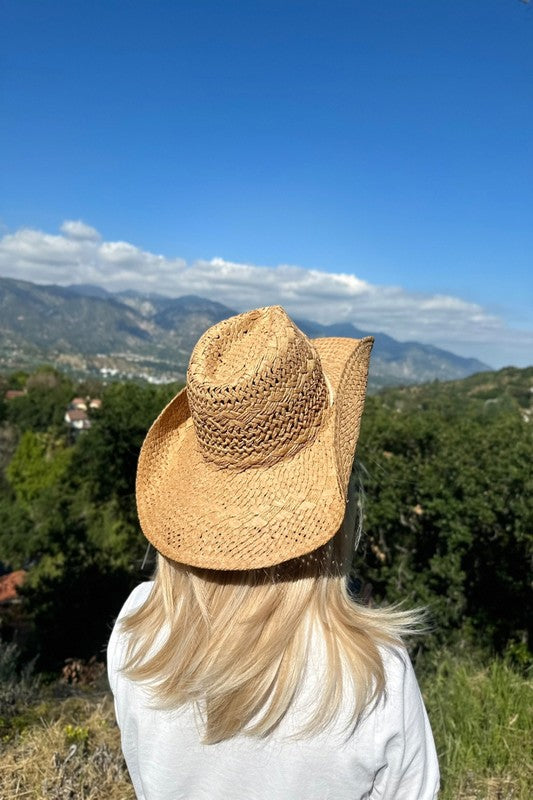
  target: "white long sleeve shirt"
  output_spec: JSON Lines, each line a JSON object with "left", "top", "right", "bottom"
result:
{"left": 107, "top": 581, "right": 440, "bottom": 800}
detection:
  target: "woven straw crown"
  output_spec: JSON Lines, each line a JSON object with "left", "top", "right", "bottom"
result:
{"left": 136, "top": 305, "right": 374, "bottom": 570}
{"left": 187, "top": 307, "right": 329, "bottom": 469}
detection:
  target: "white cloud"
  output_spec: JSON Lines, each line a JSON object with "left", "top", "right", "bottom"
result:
{"left": 0, "top": 221, "right": 531, "bottom": 368}
{"left": 60, "top": 220, "right": 101, "bottom": 241}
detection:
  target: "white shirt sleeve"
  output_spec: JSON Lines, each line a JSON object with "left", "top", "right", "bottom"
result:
{"left": 371, "top": 648, "right": 440, "bottom": 799}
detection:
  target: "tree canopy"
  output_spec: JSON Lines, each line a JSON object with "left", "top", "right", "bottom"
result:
{"left": 0, "top": 366, "right": 530, "bottom": 669}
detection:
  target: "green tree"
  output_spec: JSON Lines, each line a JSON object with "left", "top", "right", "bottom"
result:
{"left": 6, "top": 366, "right": 74, "bottom": 433}
{"left": 73, "top": 380, "right": 180, "bottom": 508}
{"left": 357, "top": 388, "right": 532, "bottom": 654}
{"left": 7, "top": 431, "right": 73, "bottom": 510}
{"left": 0, "top": 376, "right": 181, "bottom": 668}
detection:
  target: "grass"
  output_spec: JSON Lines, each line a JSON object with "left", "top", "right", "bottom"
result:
{"left": 0, "top": 640, "right": 531, "bottom": 799}
{"left": 419, "top": 651, "right": 532, "bottom": 800}
{"left": 0, "top": 642, "right": 134, "bottom": 800}
{"left": 0, "top": 693, "right": 135, "bottom": 800}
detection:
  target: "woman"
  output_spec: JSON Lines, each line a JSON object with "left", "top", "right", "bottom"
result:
{"left": 107, "top": 305, "right": 440, "bottom": 799}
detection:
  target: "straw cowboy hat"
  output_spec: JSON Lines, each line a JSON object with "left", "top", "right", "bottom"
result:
{"left": 136, "top": 305, "right": 374, "bottom": 570}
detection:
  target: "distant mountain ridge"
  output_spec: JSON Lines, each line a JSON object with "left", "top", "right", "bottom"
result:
{"left": 0, "top": 276, "right": 490, "bottom": 389}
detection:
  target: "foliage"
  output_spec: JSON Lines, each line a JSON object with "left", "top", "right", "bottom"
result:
{"left": 0, "top": 364, "right": 530, "bottom": 669}
{"left": 356, "top": 378, "right": 532, "bottom": 654}
{"left": 5, "top": 366, "right": 74, "bottom": 433}
{"left": 7, "top": 431, "right": 73, "bottom": 510}
{"left": 0, "top": 372, "right": 180, "bottom": 668}
{"left": 21, "top": 552, "right": 133, "bottom": 668}
{"left": 64, "top": 723, "right": 90, "bottom": 748}
{"left": 73, "top": 380, "right": 179, "bottom": 507}
{"left": 6, "top": 371, "right": 29, "bottom": 391}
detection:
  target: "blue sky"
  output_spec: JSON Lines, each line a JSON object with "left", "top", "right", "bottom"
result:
{"left": 1, "top": 0, "right": 532, "bottom": 367}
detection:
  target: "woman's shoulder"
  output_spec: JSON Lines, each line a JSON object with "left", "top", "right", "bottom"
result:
{"left": 380, "top": 643, "right": 412, "bottom": 681}
{"left": 373, "top": 643, "right": 431, "bottom": 736}
{"left": 378, "top": 644, "right": 421, "bottom": 701}
{"left": 117, "top": 580, "right": 154, "bottom": 619}
{"left": 106, "top": 581, "right": 154, "bottom": 690}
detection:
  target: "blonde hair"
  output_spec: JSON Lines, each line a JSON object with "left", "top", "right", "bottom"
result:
{"left": 120, "top": 469, "right": 423, "bottom": 743}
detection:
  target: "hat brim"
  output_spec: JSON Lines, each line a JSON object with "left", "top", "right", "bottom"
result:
{"left": 136, "top": 336, "right": 373, "bottom": 570}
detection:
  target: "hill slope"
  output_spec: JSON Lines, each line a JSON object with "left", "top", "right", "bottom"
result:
{"left": 0, "top": 276, "right": 490, "bottom": 389}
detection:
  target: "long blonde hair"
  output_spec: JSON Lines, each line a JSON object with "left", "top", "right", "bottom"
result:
{"left": 120, "top": 468, "right": 422, "bottom": 743}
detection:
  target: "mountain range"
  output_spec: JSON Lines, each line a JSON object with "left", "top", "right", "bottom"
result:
{"left": 0, "top": 276, "right": 490, "bottom": 390}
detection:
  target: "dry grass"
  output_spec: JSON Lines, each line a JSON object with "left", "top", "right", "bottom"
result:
{"left": 0, "top": 692, "right": 134, "bottom": 800}
{"left": 450, "top": 775, "right": 524, "bottom": 800}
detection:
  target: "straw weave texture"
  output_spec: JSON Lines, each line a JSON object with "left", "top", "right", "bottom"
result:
{"left": 136, "top": 306, "right": 374, "bottom": 570}
{"left": 187, "top": 308, "right": 329, "bottom": 468}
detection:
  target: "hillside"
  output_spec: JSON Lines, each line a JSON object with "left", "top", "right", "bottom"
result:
{"left": 0, "top": 276, "right": 490, "bottom": 389}
{"left": 373, "top": 364, "right": 533, "bottom": 422}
